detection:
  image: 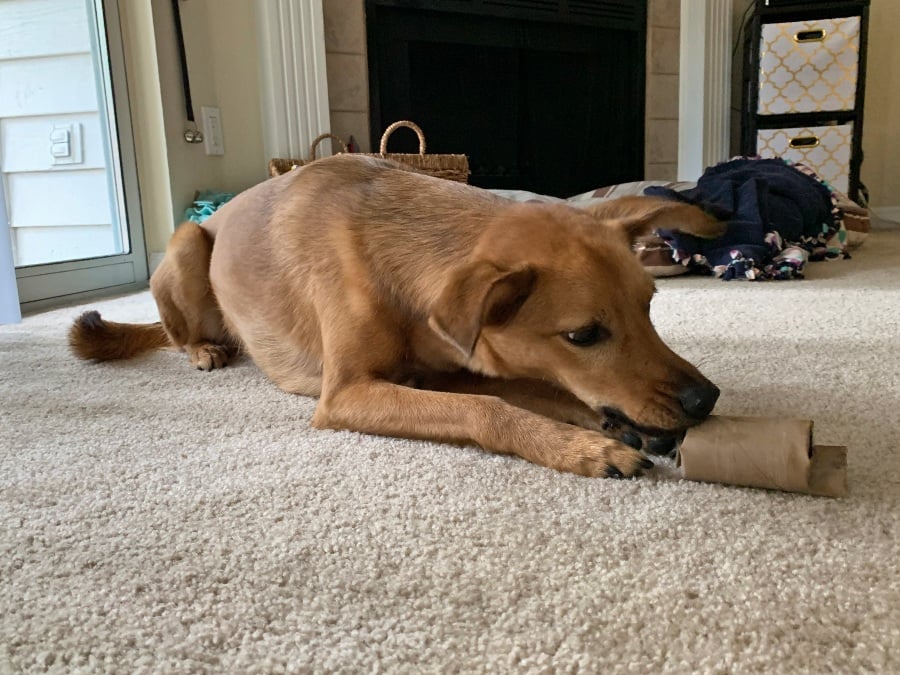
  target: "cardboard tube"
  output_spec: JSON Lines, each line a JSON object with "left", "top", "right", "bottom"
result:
{"left": 677, "top": 416, "right": 848, "bottom": 497}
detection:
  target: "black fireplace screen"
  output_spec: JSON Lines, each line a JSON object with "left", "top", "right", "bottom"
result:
{"left": 366, "top": 0, "right": 647, "bottom": 197}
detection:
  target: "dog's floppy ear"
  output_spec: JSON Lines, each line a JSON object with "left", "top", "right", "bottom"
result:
{"left": 583, "top": 195, "right": 725, "bottom": 245}
{"left": 429, "top": 262, "right": 536, "bottom": 359}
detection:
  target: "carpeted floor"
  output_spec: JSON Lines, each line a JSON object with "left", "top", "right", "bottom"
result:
{"left": 2, "top": 231, "right": 899, "bottom": 673}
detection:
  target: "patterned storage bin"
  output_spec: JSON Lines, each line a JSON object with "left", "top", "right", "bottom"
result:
{"left": 757, "top": 17, "right": 860, "bottom": 115}
{"left": 757, "top": 122, "right": 853, "bottom": 193}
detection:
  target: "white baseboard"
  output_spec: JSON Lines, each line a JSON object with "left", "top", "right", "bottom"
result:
{"left": 871, "top": 207, "right": 900, "bottom": 229}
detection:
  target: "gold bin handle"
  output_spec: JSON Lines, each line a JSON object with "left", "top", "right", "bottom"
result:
{"left": 789, "top": 135, "right": 820, "bottom": 149}
{"left": 794, "top": 29, "right": 826, "bottom": 43}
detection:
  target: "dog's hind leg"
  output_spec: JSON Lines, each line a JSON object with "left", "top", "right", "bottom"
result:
{"left": 150, "top": 222, "right": 235, "bottom": 370}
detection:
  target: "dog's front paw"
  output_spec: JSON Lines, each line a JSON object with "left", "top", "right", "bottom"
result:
{"left": 188, "top": 343, "right": 231, "bottom": 370}
{"left": 597, "top": 414, "right": 680, "bottom": 457}
{"left": 560, "top": 432, "right": 653, "bottom": 478}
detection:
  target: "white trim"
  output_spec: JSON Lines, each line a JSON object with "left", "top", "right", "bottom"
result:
{"left": 678, "top": 0, "right": 732, "bottom": 181}
{"left": 255, "top": 0, "right": 331, "bottom": 162}
{"left": 0, "top": 175, "right": 21, "bottom": 323}
{"left": 119, "top": 0, "right": 174, "bottom": 256}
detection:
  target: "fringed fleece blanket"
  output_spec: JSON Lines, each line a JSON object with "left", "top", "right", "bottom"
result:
{"left": 645, "top": 157, "right": 848, "bottom": 280}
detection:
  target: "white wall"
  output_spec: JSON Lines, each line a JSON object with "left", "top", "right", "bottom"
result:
{"left": 120, "top": 0, "right": 268, "bottom": 262}
{"left": 151, "top": 0, "right": 224, "bottom": 233}
{"left": 861, "top": 0, "right": 900, "bottom": 217}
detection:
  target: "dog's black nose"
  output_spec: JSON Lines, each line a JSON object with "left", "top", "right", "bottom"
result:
{"left": 678, "top": 383, "right": 720, "bottom": 419}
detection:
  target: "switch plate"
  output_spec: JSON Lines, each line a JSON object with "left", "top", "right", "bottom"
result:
{"left": 50, "top": 123, "right": 83, "bottom": 165}
{"left": 201, "top": 106, "right": 224, "bottom": 156}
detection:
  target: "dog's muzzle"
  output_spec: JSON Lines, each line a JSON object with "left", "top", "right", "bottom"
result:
{"left": 600, "top": 381, "right": 719, "bottom": 444}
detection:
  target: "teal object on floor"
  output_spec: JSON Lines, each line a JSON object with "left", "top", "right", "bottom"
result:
{"left": 184, "top": 190, "right": 234, "bottom": 224}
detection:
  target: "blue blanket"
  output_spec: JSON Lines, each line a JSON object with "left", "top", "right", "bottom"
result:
{"left": 645, "top": 158, "right": 846, "bottom": 280}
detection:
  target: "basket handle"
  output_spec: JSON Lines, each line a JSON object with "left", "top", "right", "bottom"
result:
{"left": 309, "top": 133, "right": 348, "bottom": 160}
{"left": 380, "top": 120, "right": 426, "bottom": 155}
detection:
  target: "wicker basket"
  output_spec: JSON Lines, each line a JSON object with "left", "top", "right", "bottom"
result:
{"left": 267, "top": 133, "right": 348, "bottom": 177}
{"left": 367, "top": 121, "right": 469, "bottom": 183}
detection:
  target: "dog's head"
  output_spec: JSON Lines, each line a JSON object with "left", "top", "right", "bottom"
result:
{"left": 428, "top": 196, "right": 723, "bottom": 435}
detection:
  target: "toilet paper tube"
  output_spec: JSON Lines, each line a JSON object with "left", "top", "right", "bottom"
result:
{"left": 676, "top": 416, "right": 848, "bottom": 497}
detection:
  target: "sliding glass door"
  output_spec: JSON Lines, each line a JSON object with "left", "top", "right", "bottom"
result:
{"left": 1, "top": 0, "right": 147, "bottom": 310}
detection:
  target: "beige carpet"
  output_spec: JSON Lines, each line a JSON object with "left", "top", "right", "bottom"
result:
{"left": 2, "top": 231, "right": 899, "bottom": 673}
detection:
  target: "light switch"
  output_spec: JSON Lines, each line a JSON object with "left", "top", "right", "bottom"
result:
{"left": 50, "top": 129, "right": 70, "bottom": 157}
{"left": 201, "top": 106, "right": 225, "bottom": 156}
{"left": 50, "top": 123, "right": 83, "bottom": 165}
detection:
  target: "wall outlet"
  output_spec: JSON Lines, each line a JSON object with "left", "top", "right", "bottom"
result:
{"left": 200, "top": 106, "right": 224, "bottom": 156}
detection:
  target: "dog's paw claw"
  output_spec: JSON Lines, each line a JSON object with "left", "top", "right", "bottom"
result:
{"left": 602, "top": 442, "right": 654, "bottom": 479}
{"left": 603, "top": 454, "right": 652, "bottom": 479}
{"left": 562, "top": 433, "right": 654, "bottom": 479}
{"left": 605, "top": 466, "right": 625, "bottom": 479}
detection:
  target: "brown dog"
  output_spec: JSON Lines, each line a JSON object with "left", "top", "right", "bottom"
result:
{"left": 70, "top": 154, "right": 722, "bottom": 478}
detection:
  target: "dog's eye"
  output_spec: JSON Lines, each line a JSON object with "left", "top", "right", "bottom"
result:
{"left": 563, "top": 324, "right": 609, "bottom": 347}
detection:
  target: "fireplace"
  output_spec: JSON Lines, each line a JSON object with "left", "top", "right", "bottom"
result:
{"left": 365, "top": 0, "right": 647, "bottom": 197}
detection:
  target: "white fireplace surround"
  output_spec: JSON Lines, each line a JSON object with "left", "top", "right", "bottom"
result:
{"left": 678, "top": 0, "right": 733, "bottom": 180}
{"left": 256, "top": 0, "right": 732, "bottom": 182}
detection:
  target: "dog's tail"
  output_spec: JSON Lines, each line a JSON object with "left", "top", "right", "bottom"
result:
{"left": 69, "top": 310, "right": 171, "bottom": 362}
